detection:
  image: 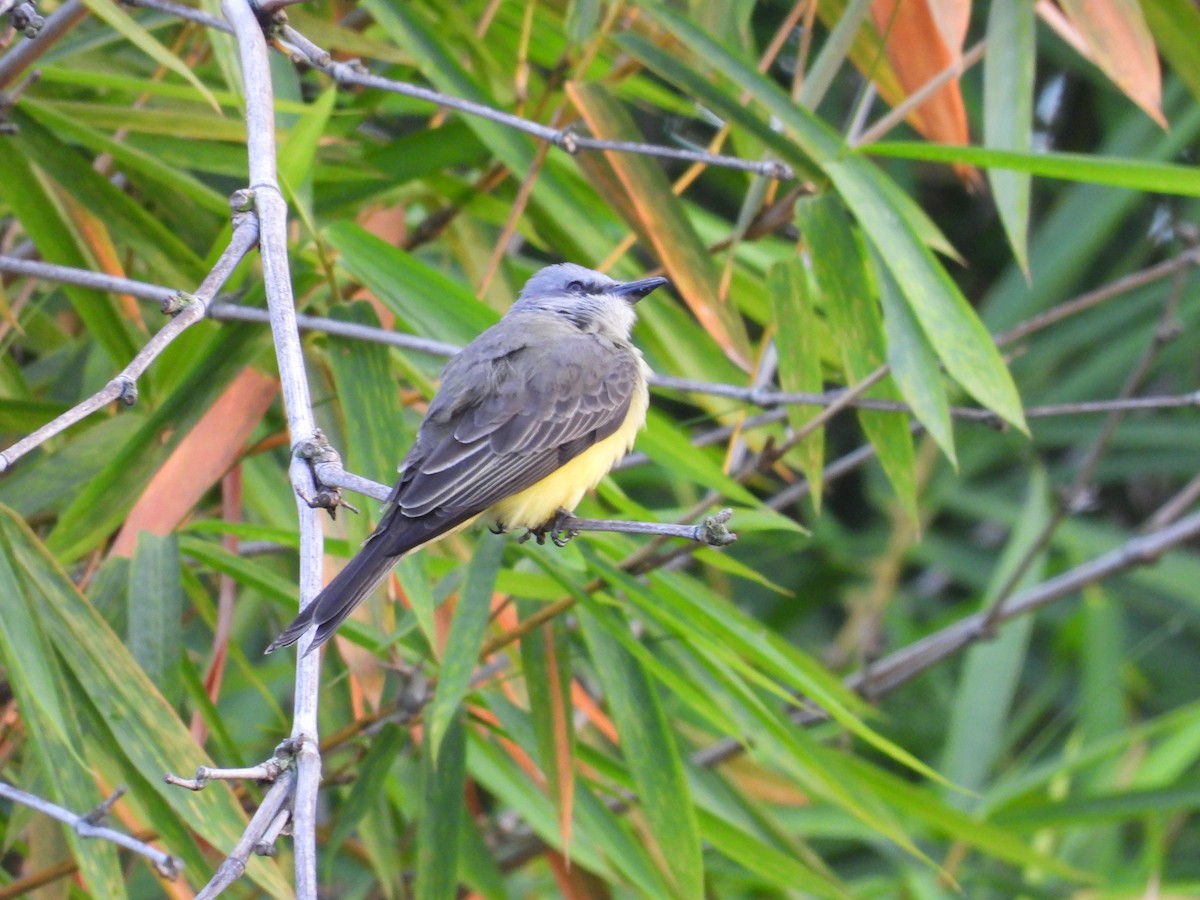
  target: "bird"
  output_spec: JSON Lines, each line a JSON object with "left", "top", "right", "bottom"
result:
{"left": 266, "top": 263, "right": 669, "bottom": 654}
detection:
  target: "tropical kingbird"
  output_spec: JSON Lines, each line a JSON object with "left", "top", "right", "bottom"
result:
{"left": 267, "top": 263, "right": 668, "bottom": 653}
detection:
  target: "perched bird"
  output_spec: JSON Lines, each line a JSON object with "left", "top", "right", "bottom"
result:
{"left": 267, "top": 263, "right": 668, "bottom": 653}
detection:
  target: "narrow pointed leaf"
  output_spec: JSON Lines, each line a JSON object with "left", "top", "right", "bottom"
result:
{"left": 768, "top": 259, "right": 825, "bottom": 508}
{"left": 872, "top": 248, "right": 955, "bottom": 464}
{"left": 797, "top": 195, "right": 916, "bottom": 517}
{"left": 81, "top": 0, "right": 221, "bottom": 112}
{"left": 579, "top": 603, "right": 704, "bottom": 900}
{"left": 984, "top": 0, "right": 1035, "bottom": 273}
{"left": 568, "top": 82, "right": 753, "bottom": 368}
{"left": 416, "top": 712, "right": 468, "bottom": 900}
{"left": 426, "top": 533, "right": 504, "bottom": 759}
{"left": 128, "top": 532, "right": 184, "bottom": 707}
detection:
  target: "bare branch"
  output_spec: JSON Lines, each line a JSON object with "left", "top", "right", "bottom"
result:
{"left": 977, "top": 269, "right": 1186, "bottom": 635}
{"left": 194, "top": 769, "right": 297, "bottom": 900}
{"left": 0, "top": 781, "right": 182, "bottom": 879}
{"left": 0, "top": 214, "right": 260, "bottom": 473}
{"left": 0, "top": 0, "right": 86, "bottom": 89}
{"left": 995, "top": 244, "right": 1200, "bottom": 346}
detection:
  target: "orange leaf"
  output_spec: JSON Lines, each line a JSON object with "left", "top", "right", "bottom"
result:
{"left": 542, "top": 625, "right": 575, "bottom": 856}
{"left": 61, "top": 193, "right": 147, "bottom": 333}
{"left": 1042, "top": 0, "right": 1165, "bottom": 126}
{"left": 566, "top": 81, "right": 753, "bottom": 370}
{"left": 109, "top": 368, "right": 278, "bottom": 557}
{"left": 870, "top": 0, "right": 970, "bottom": 145}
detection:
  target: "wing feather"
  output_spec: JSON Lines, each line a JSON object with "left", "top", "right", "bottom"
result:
{"left": 392, "top": 326, "right": 640, "bottom": 526}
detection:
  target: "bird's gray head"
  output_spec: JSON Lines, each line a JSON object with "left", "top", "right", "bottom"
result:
{"left": 510, "top": 263, "right": 669, "bottom": 340}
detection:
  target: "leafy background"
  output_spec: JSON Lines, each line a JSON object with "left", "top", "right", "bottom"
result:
{"left": 1, "top": 0, "right": 1200, "bottom": 897}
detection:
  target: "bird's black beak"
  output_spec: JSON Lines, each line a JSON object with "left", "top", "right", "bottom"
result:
{"left": 613, "top": 275, "right": 670, "bottom": 303}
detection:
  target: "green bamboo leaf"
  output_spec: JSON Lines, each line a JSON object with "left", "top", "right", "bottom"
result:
{"left": 826, "top": 158, "right": 1027, "bottom": 433}
{"left": 279, "top": 86, "right": 337, "bottom": 214}
{"left": 983, "top": 0, "right": 1035, "bottom": 273}
{"left": 768, "top": 259, "right": 825, "bottom": 508}
{"left": 871, "top": 247, "right": 955, "bottom": 464}
{"left": 1143, "top": 0, "right": 1200, "bottom": 105}
{"left": 22, "top": 99, "right": 229, "bottom": 217}
{"left": 866, "top": 142, "right": 1200, "bottom": 197}
{"left": 128, "top": 532, "right": 184, "bottom": 708}
{"left": 397, "top": 554, "right": 437, "bottom": 648}
{"left": 325, "top": 222, "right": 496, "bottom": 344}
{"left": 994, "top": 782, "right": 1200, "bottom": 829}
{"left": 533, "top": 553, "right": 743, "bottom": 740}
{"left": 47, "top": 326, "right": 266, "bottom": 563}
{"left": 579, "top": 601, "right": 705, "bottom": 900}
{"left": 177, "top": 536, "right": 296, "bottom": 603}
{"left": 798, "top": 0, "right": 871, "bottom": 110}
{"left": 0, "top": 525, "right": 127, "bottom": 898}
{"left": 10, "top": 108, "right": 208, "bottom": 285}
{"left": 416, "top": 712, "right": 468, "bottom": 900}
{"left": 426, "top": 533, "right": 505, "bottom": 759}
{"left": 637, "top": 408, "right": 758, "bottom": 506}
{"left": 0, "top": 506, "right": 292, "bottom": 896}
{"left": 0, "top": 140, "right": 140, "bottom": 369}
{"left": 35, "top": 66, "right": 257, "bottom": 108}
{"left": 457, "top": 815, "right": 508, "bottom": 900}
{"left": 697, "top": 811, "right": 851, "bottom": 899}
{"left": 0, "top": 416, "right": 142, "bottom": 520}
{"left": 1081, "top": 587, "right": 1126, "bottom": 751}
{"left": 940, "top": 469, "right": 1049, "bottom": 805}
{"left": 327, "top": 723, "right": 406, "bottom": 867}
{"left": 81, "top": 0, "right": 221, "bottom": 112}
{"left": 518, "top": 602, "right": 575, "bottom": 852}
{"left": 32, "top": 100, "right": 249, "bottom": 141}
{"left": 469, "top": 722, "right": 671, "bottom": 892}
{"left": 842, "top": 753, "right": 1086, "bottom": 880}
{"left": 565, "top": 0, "right": 600, "bottom": 45}
{"left": 797, "top": 195, "right": 916, "bottom": 517}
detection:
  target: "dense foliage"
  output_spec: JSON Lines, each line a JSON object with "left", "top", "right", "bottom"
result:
{"left": 1, "top": 0, "right": 1200, "bottom": 896}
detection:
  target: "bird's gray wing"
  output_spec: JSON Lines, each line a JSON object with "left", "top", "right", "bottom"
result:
{"left": 385, "top": 327, "right": 641, "bottom": 535}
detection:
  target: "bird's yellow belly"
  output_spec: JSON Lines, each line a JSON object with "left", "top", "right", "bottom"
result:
{"left": 489, "top": 375, "right": 649, "bottom": 530}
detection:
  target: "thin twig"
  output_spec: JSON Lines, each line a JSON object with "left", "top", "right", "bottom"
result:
{"left": 194, "top": 769, "right": 297, "bottom": 900}
{"left": 0, "top": 781, "right": 182, "bottom": 879}
{"left": 851, "top": 39, "right": 987, "bottom": 148}
{"left": 995, "top": 244, "right": 1200, "bottom": 346}
{"left": 977, "top": 270, "right": 1185, "bottom": 634}
{"left": 126, "top": 0, "right": 229, "bottom": 31}
{"left": 0, "top": 0, "right": 87, "bottom": 88}
{"left": 0, "top": 214, "right": 260, "bottom": 473}
{"left": 279, "top": 30, "right": 793, "bottom": 180}
{"left": 7, "top": 252, "right": 1199, "bottom": 423}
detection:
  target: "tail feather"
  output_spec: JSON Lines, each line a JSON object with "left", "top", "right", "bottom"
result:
{"left": 265, "top": 537, "right": 402, "bottom": 654}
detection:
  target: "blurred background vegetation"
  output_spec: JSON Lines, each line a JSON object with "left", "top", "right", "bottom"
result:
{"left": 1, "top": 0, "right": 1200, "bottom": 896}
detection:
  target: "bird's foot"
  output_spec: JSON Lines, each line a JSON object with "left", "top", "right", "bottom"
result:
{"left": 548, "top": 508, "right": 579, "bottom": 547}
{"left": 517, "top": 509, "right": 578, "bottom": 547}
{"left": 489, "top": 521, "right": 507, "bottom": 536}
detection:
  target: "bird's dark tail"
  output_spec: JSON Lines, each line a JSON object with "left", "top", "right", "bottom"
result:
{"left": 265, "top": 534, "right": 402, "bottom": 655}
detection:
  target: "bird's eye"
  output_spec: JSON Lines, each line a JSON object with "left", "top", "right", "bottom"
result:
{"left": 567, "top": 280, "right": 585, "bottom": 292}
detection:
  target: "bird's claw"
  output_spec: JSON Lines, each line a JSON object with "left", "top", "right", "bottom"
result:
{"left": 549, "top": 508, "right": 578, "bottom": 547}
{"left": 517, "top": 509, "right": 578, "bottom": 547}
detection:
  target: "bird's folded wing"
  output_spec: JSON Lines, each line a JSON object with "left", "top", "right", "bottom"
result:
{"left": 394, "top": 332, "right": 640, "bottom": 521}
